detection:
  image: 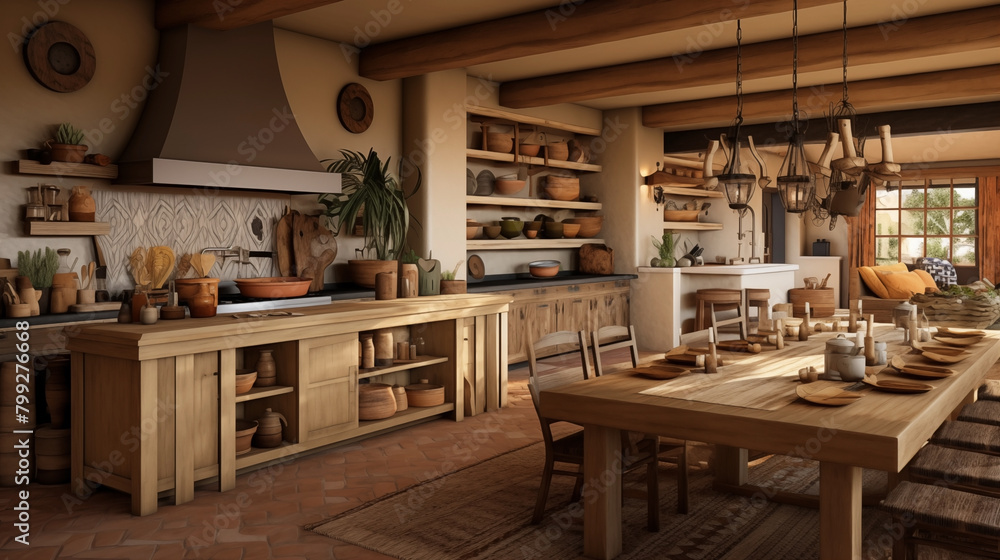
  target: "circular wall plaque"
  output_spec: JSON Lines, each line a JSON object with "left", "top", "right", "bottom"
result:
{"left": 23, "top": 21, "right": 96, "bottom": 93}
{"left": 337, "top": 83, "right": 374, "bottom": 134}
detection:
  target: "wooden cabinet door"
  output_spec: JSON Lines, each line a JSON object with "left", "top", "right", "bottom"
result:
{"left": 600, "top": 291, "right": 630, "bottom": 328}
{"left": 298, "top": 333, "right": 358, "bottom": 442}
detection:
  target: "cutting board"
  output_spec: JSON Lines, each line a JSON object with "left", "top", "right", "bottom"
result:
{"left": 275, "top": 209, "right": 295, "bottom": 277}
{"left": 292, "top": 213, "right": 337, "bottom": 292}
{"left": 69, "top": 301, "right": 121, "bottom": 313}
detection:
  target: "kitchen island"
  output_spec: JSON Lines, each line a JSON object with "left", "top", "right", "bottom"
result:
{"left": 67, "top": 293, "right": 510, "bottom": 515}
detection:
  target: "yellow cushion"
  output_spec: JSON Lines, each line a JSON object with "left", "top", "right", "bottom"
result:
{"left": 913, "top": 269, "right": 940, "bottom": 293}
{"left": 858, "top": 263, "right": 908, "bottom": 299}
{"left": 877, "top": 270, "right": 929, "bottom": 299}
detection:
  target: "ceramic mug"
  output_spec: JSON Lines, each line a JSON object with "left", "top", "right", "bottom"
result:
{"left": 836, "top": 354, "right": 867, "bottom": 381}
{"left": 874, "top": 341, "right": 887, "bottom": 365}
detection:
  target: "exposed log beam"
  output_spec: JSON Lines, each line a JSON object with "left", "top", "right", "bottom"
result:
{"left": 500, "top": 5, "right": 1000, "bottom": 108}
{"left": 358, "top": 0, "right": 839, "bottom": 81}
{"left": 662, "top": 102, "right": 1000, "bottom": 153}
{"left": 644, "top": 65, "right": 1000, "bottom": 130}
{"left": 155, "top": 0, "right": 343, "bottom": 30}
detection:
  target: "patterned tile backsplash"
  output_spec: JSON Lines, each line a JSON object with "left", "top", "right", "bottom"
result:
{"left": 94, "top": 189, "right": 286, "bottom": 295}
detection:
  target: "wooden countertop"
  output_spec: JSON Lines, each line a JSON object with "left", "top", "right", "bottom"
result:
{"left": 67, "top": 293, "right": 511, "bottom": 361}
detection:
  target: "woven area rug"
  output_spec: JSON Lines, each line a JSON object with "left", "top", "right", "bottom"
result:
{"left": 308, "top": 442, "right": 928, "bottom": 560}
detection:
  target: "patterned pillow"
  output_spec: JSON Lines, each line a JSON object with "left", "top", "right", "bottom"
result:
{"left": 915, "top": 257, "right": 958, "bottom": 289}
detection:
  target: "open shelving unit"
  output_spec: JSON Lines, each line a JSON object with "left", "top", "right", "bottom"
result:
{"left": 24, "top": 221, "right": 111, "bottom": 236}
{"left": 466, "top": 195, "right": 601, "bottom": 211}
{"left": 663, "top": 221, "right": 723, "bottom": 231}
{"left": 358, "top": 356, "right": 448, "bottom": 380}
{"left": 14, "top": 159, "right": 118, "bottom": 179}
{"left": 467, "top": 238, "right": 604, "bottom": 250}
{"left": 235, "top": 385, "right": 294, "bottom": 403}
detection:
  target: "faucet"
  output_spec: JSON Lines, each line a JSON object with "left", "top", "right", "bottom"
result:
{"left": 734, "top": 206, "right": 761, "bottom": 264}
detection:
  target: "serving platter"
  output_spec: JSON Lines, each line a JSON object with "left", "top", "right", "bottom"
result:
{"left": 920, "top": 347, "right": 970, "bottom": 364}
{"left": 932, "top": 335, "right": 984, "bottom": 347}
{"left": 935, "top": 327, "right": 985, "bottom": 338}
{"left": 900, "top": 364, "right": 955, "bottom": 378}
{"left": 795, "top": 383, "right": 865, "bottom": 406}
{"left": 863, "top": 375, "right": 934, "bottom": 393}
{"left": 632, "top": 365, "right": 687, "bottom": 380}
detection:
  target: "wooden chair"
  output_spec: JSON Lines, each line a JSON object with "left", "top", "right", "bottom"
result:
{"left": 930, "top": 420, "right": 1000, "bottom": 456}
{"left": 589, "top": 325, "right": 690, "bottom": 514}
{"left": 959, "top": 400, "right": 1000, "bottom": 427}
{"left": 907, "top": 444, "right": 1000, "bottom": 499}
{"left": 980, "top": 380, "right": 1000, "bottom": 402}
{"left": 881, "top": 481, "right": 1000, "bottom": 559}
{"left": 526, "top": 330, "right": 660, "bottom": 529}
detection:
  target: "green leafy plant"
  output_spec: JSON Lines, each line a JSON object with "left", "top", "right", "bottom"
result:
{"left": 441, "top": 270, "right": 456, "bottom": 281}
{"left": 651, "top": 232, "right": 676, "bottom": 267}
{"left": 55, "top": 123, "right": 85, "bottom": 145}
{"left": 17, "top": 248, "right": 58, "bottom": 288}
{"left": 399, "top": 248, "right": 420, "bottom": 265}
{"left": 319, "top": 149, "right": 420, "bottom": 261}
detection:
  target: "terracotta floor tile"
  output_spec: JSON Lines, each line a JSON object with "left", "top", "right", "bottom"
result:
{"left": 89, "top": 530, "right": 126, "bottom": 548}
{"left": 56, "top": 533, "right": 95, "bottom": 557}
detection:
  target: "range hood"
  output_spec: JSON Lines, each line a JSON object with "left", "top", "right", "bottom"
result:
{"left": 116, "top": 22, "right": 339, "bottom": 194}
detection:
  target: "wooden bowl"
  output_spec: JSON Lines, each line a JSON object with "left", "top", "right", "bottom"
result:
{"left": 235, "top": 277, "right": 311, "bottom": 298}
{"left": 518, "top": 144, "right": 541, "bottom": 157}
{"left": 561, "top": 222, "right": 581, "bottom": 238}
{"left": 546, "top": 142, "right": 569, "bottom": 161}
{"left": 483, "top": 225, "right": 501, "bottom": 239}
{"left": 466, "top": 225, "right": 481, "bottom": 239}
{"left": 544, "top": 176, "right": 580, "bottom": 201}
{"left": 494, "top": 178, "right": 526, "bottom": 195}
{"left": 563, "top": 216, "right": 603, "bottom": 238}
{"left": 663, "top": 209, "right": 701, "bottom": 222}
{"left": 235, "top": 419, "right": 258, "bottom": 455}
{"left": 159, "top": 305, "right": 186, "bottom": 320}
{"left": 405, "top": 379, "right": 445, "bottom": 407}
{"left": 486, "top": 133, "right": 513, "bottom": 153}
{"left": 359, "top": 383, "right": 397, "bottom": 420}
{"left": 235, "top": 369, "right": 257, "bottom": 395}
{"left": 529, "top": 260, "right": 560, "bottom": 277}
{"left": 524, "top": 220, "right": 542, "bottom": 231}
{"left": 542, "top": 221, "right": 563, "bottom": 239}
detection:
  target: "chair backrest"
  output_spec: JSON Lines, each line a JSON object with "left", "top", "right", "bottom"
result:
{"left": 526, "top": 330, "right": 590, "bottom": 446}
{"left": 590, "top": 325, "right": 639, "bottom": 377}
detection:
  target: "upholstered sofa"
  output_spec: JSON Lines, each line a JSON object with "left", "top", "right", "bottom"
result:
{"left": 857, "top": 263, "right": 940, "bottom": 323}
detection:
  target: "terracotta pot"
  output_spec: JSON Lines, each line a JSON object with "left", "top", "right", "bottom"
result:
{"left": 254, "top": 349, "right": 276, "bottom": 387}
{"left": 234, "top": 369, "right": 257, "bottom": 395}
{"left": 68, "top": 186, "right": 96, "bottom": 222}
{"left": 175, "top": 277, "right": 219, "bottom": 306}
{"left": 50, "top": 143, "right": 87, "bottom": 163}
{"left": 348, "top": 260, "right": 398, "bottom": 289}
{"left": 187, "top": 282, "right": 216, "bottom": 318}
{"left": 235, "top": 420, "right": 258, "bottom": 455}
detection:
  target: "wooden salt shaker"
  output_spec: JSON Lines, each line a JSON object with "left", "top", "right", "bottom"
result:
{"left": 798, "top": 302, "right": 810, "bottom": 341}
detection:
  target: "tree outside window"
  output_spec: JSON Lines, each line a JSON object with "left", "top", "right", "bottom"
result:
{"left": 874, "top": 178, "right": 977, "bottom": 266}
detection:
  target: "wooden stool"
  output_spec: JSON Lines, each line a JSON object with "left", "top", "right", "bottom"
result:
{"left": 744, "top": 288, "right": 770, "bottom": 327}
{"left": 958, "top": 400, "right": 1000, "bottom": 427}
{"left": 695, "top": 289, "right": 742, "bottom": 331}
{"left": 881, "top": 481, "right": 1000, "bottom": 559}
{"left": 931, "top": 421, "right": 1000, "bottom": 456}
{"left": 980, "top": 380, "right": 1000, "bottom": 402}
{"left": 908, "top": 444, "right": 1000, "bottom": 499}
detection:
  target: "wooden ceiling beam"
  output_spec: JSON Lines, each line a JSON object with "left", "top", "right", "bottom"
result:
{"left": 155, "top": 0, "right": 343, "bottom": 30}
{"left": 500, "top": 5, "right": 1000, "bottom": 108}
{"left": 642, "top": 65, "right": 1000, "bottom": 130}
{"left": 358, "top": 0, "right": 839, "bottom": 81}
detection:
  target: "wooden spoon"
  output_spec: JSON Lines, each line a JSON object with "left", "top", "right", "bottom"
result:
{"left": 889, "top": 355, "right": 907, "bottom": 371}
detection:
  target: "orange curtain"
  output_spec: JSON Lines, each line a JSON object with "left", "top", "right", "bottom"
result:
{"left": 846, "top": 186, "right": 878, "bottom": 301}
{"left": 980, "top": 176, "right": 1000, "bottom": 284}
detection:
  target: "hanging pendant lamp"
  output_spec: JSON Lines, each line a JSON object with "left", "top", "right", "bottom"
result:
{"left": 776, "top": 0, "right": 814, "bottom": 214}
{"left": 716, "top": 20, "right": 756, "bottom": 210}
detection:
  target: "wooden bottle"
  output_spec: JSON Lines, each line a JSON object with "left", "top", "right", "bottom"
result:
{"left": 704, "top": 328, "right": 718, "bottom": 374}
{"left": 374, "top": 329, "right": 393, "bottom": 367}
{"left": 798, "top": 302, "right": 810, "bottom": 341}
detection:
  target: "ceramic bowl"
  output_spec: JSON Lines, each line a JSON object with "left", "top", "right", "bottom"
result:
{"left": 500, "top": 219, "right": 524, "bottom": 239}
{"left": 561, "top": 222, "right": 581, "bottom": 238}
{"left": 563, "top": 216, "right": 603, "bottom": 238}
{"left": 235, "top": 369, "right": 257, "bottom": 395}
{"left": 544, "top": 176, "right": 580, "bottom": 201}
{"left": 518, "top": 144, "right": 541, "bottom": 157}
{"left": 483, "top": 225, "right": 501, "bottom": 239}
{"left": 542, "top": 221, "right": 564, "bottom": 239}
{"left": 525, "top": 229, "right": 538, "bottom": 239}
{"left": 235, "top": 419, "right": 258, "bottom": 455}
{"left": 486, "top": 133, "right": 513, "bottom": 153}
{"left": 529, "top": 260, "right": 560, "bottom": 278}
{"left": 466, "top": 225, "right": 482, "bottom": 239}
{"left": 524, "top": 220, "right": 542, "bottom": 232}
{"left": 494, "top": 176, "right": 526, "bottom": 195}
{"left": 546, "top": 142, "right": 569, "bottom": 161}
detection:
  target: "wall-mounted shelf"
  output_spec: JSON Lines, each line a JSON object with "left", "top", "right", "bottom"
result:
{"left": 660, "top": 186, "right": 724, "bottom": 198}
{"left": 24, "top": 221, "right": 111, "bottom": 236}
{"left": 662, "top": 222, "right": 723, "bottom": 231}
{"left": 467, "top": 238, "right": 604, "bottom": 250}
{"left": 466, "top": 105, "right": 601, "bottom": 136}
{"left": 466, "top": 195, "right": 602, "bottom": 211}
{"left": 14, "top": 159, "right": 118, "bottom": 180}
{"left": 466, "top": 149, "right": 602, "bottom": 173}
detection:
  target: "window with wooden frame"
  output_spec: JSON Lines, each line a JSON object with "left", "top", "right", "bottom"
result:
{"left": 873, "top": 178, "right": 978, "bottom": 273}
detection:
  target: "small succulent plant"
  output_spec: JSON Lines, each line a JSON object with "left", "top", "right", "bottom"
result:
{"left": 55, "top": 123, "right": 85, "bottom": 145}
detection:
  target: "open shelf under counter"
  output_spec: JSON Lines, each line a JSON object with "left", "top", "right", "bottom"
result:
{"left": 14, "top": 159, "right": 119, "bottom": 179}
{"left": 467, "top": 238, "right": 605, "bottom": 250}
{"left": 235, "top": 384, "right": 294, "bottom": 403}
{"left": 662, "top": 221, "right": 723, "bottom": 231}
{"left": 235, "top": 441, "right": 297, "bottom": 470}
{"left": 660, "top": 186, "right": 724, "bottom": 198}
{"left": 356, "top": 403, "right": 455, "bottom": 436}
{"left": 24, "top": 221, "right": 111, "bottom": 236}
{"left": 358, "top": 356, "right": 448, "bottom": 380}
{"left": 466, "top": 195, "right": 601, "bottom": 211}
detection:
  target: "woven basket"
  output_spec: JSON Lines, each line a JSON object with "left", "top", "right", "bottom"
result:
{"left": 911, "top": 292, "right": 1000, "bottom": 329}
{"left": 359, "top": 383, "right": 397, "bottom": 420}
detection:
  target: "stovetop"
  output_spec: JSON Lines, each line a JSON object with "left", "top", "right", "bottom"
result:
{"left": 216, "top": 294, "right": 333, "bottom": 314}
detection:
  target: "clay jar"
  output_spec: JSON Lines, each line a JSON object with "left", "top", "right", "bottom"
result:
{"left": 187, "top": 282, "right": 216, "bottom": 318}
{"left": 374, "top": 329, "right": 393, "bottom": 367}
{"left": 252, "top": 408, "right": 286, "bottom": 448}
{"left": 45, "top": 356, "right": 70, "bottom": 428}
{"left": 254, "top": 349, "right": 276, "bottom": 387}
{"left": 68, "top": 186, "right": 96, "bottom": 222}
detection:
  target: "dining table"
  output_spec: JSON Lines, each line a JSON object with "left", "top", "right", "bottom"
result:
{"left": 538, "top": 324, "right": 1000, "bottom": 559}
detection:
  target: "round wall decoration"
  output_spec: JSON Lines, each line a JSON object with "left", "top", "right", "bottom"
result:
{"left": 23, "top": 21, "right": 96, "bottom": 93}
{"left": 337, "top": 82, "right": 374, "bottom": 134}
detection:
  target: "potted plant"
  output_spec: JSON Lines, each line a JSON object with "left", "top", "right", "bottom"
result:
{"left": 319, "top": 149, "right": 419, "bottom": 288}
{"left": 651, "top": 231, "right": 676, "bottom": 267}
{"left": 439, "top": 260, "right": 466, "bottom": 294}
{"left": 49, "top": 123, "right": 88, "bottom": 163}
{"left": 17, "top": 248, "right": 58, "bottom": 314}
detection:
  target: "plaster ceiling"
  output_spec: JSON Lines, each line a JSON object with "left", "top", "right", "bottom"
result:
{"left": 274, "top": 0, "right": 1000, "bottom": 111}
